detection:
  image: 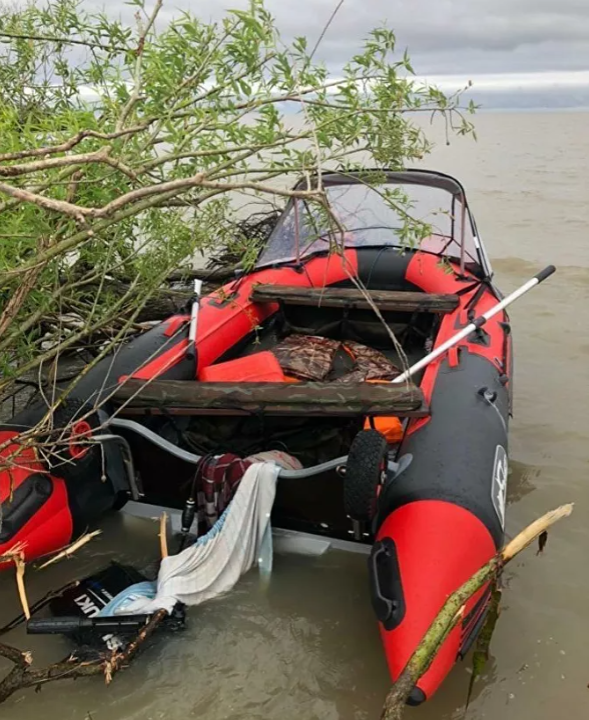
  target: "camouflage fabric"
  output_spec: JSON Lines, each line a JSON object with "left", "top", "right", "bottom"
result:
{"left": 338, "top": 340, "right": 401, "bottom": 382}
{"left": 271, "top": 334, "right": 400, "bottom": 383}
{"left": 272, "top": 335, "right": 341, "bottom": 381}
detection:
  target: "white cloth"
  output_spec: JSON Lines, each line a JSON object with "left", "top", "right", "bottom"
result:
{"left": 116, "top": 462, "right": 280, "bottom": 614}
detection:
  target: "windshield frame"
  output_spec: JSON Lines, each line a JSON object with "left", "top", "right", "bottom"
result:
{"left": 255, "top": 169, "right": 492, "bottom": 278}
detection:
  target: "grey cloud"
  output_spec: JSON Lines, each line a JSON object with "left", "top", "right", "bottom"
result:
{"left": 86, "top": 0, "right": 589, "bottom": 78}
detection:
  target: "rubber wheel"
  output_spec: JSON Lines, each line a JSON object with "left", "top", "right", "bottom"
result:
{"left": 344, "top": 429, "right": 388, "bottom": 521}
{"left": 46, "top": 398, "right": 103, "bottom": 483}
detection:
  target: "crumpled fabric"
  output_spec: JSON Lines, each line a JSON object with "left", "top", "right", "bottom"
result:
{"left": 195, "top": 453, "right": 253, "bottom": 529}
{"left": 193, "top": 450, "right": 302, "bottom": 529}
{"left": 338, "top": 340, "right": 401, "bottom": 382}
{"left": 271, "top": 334, "right": 400, "bottom": 383}
{"left": 103, "top": 462, "right": 281, "bottom": 616}
{"left": 245, "top": 449, "right": 303, "bottom": 471}
{"left": 272, "top": 335, "right": 340, "bottom": 381}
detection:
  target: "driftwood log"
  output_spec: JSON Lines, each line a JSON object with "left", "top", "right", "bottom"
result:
{"left": 251, "top": 285, "right": 460, "bottom": 313}
{"left": 114, "top": 379, "right": 428, "bottom": 417}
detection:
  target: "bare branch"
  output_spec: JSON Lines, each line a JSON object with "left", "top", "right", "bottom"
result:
{"left": 0, "top": 146, "right": 136, "bottom": 180}
{"left": 0, "top": 30, "right": 127, "bottom": 52}
{"left": 309, "top": 0, "right": 345, "bottom": 60}
{"left": 0, "top": 128, "right": 148, "bottom": 164}
{"left": 36, "top": 530, "right": 102, "bottom": 569}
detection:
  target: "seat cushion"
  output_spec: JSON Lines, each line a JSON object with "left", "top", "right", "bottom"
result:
{"left": 198, "top": 351, "right": 285, "bottom": 382}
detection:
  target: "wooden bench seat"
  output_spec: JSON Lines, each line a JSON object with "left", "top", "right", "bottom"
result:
{"left": 114, "top": 379, "right": 429, "bottom": 418}
{"left": 250, "top": 285, "right": 459, "bottom": 314}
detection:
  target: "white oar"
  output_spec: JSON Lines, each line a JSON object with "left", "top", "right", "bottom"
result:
{"left": 392, "top": 265, "right": 556, "bottom": 384}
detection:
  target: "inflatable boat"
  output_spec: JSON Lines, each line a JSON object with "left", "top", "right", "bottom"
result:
{"left": 0, "top": 170, "right": 554, "bottom": 703}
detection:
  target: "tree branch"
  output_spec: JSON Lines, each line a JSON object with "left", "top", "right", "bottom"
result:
{"left": 116, "top": 0, "right": 163, "bottom": 132}
{"left": 0, "top": 146, "right": 136, "bottom": 180}
{"left": 0, "top": 30, "right": 126, "bottom": 52}
{"left": 0, "top": 128, "right": 147, "bottom": 164}
{"left": 0, "top": 181, "right": 88, "bottom": 221}
{"left": 0, "top": 609, "right": 168, "bottom": 704}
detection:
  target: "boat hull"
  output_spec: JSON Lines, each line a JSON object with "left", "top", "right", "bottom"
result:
{"left": 0, "top": 247, "right": 512, "bottom": 703}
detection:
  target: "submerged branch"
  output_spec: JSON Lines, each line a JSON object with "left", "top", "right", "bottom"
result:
{"left": 0, "top": 610, "right": 168, "bottom": 703}
{"left": 36, "top": 530, "right": 102, "bottom": 570}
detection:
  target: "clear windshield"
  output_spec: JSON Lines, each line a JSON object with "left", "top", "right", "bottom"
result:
{"left": 256, "top": 180, "right": 481, "bottom": 269}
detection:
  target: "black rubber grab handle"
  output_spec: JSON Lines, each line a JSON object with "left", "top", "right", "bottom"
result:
{"left": 534, "top": 265, "right": 556, "bottom": 283}
{"left": 368, "top": 544, "right": 396, "bottom": 622}
{"left": 27, "top": 614, "right": 151, "bottom": 635}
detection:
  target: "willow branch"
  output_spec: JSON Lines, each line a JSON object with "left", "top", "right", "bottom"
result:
{"left": 36, "top": 530, "right": 102, "bottom": 570}
{"left": 116, "top": 0, "right": 163, "bottom": 132}
{"left": 0, "top": 181, "right": 89, "bottom": 221}
{"left": 0, "top": 30, "right": 126, "bottom": 52}
{"left": 139, "top": 133, "right": 305, "bottom": 172}
{"left": 0, "top": 146, "right": 137, "bottom": 182}
{"left": 0, "top": 128, "right": 148, "bottom": 164}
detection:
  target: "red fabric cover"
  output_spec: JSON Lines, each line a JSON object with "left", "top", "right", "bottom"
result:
{"left": 198, "top": 351, "right": 285, "bottom": 382}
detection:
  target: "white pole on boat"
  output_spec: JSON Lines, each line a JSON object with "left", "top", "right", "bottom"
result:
{"left": 392, "top": 265, "right": 556, "bottom": 384}
{"left": 186, "top": 279, "right": 203, "bottom": 362}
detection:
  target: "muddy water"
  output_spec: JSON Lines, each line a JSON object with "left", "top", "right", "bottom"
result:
{"left": 1, "top": 111, "right": 589, "bottom": 720}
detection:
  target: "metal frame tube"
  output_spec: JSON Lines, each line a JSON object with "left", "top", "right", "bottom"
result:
{"left": 459, "top": 194, "right": 466, "bottom": 276}
{"left": 392, "top": 265, "right": 556, "bottom": 384}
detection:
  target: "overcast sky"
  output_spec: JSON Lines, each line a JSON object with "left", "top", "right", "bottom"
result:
{"left": 87, "top": 0, "right": 589, "bottom": 92}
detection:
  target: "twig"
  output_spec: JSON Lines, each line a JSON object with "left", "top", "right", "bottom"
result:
{"left": 0, "top": 30, "right": 126, "bottom": 52}
{"left": 36, "top": 530, "right": 102, "bottom": 570}
{"left": 159, "top": 513, "right": 168, "bottom": 558}
{"left": 116, "top": 0, "right": 163, "bottom": 132}
{"left": 0, "top": 542, "right": 27, "bottom": 565}
{"left": 14, "top": 553, "right": 30, "bottom": 620}
{"left": 309, "top": 0, "right": 345, "bottom": 60}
